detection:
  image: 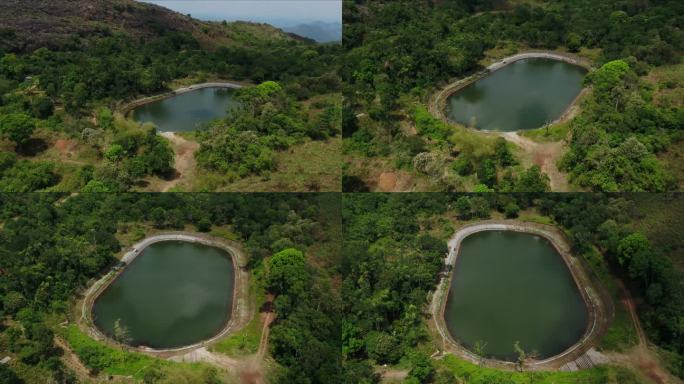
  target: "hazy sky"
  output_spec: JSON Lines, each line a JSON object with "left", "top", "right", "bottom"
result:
{"left": 140, "top": 0, "right": 342, "bottom": 25}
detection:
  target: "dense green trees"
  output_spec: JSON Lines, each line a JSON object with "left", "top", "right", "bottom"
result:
{"left": 342, "top": 193, "right": 684, "bottom": 380}
{"left": 342, "top": 194, "right": 449, "bottom": 379}
{"left": 196, "top": 81, "right": 340, "bottom": 179}
{"left": 560, "top": 60, "right": 681, "bottom": 191}
{"left": 0, "top": 193, "right": 341, "bottom": 383}
{"left": 343, "top": 0, "right": 683, "bottom": 191}
{"left": 0, "top": 16, "right": 341, "bottom": 191}
{"left": 0, "top": 113, "right": 35, "bottom": 147}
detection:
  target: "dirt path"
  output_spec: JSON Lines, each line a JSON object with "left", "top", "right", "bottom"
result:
{"left": 158, "top": 132, "right": 199, "bottom": 192}
{"left": 376, "top": 368, "right": 409, "bottom": 383}
{"left": 54, "top": 336, "right": 92, "bottom": 382}
{"left": 257, "top": 295, "right": 275, "bottom": 358}
{"left": 501, "top": 132, "right": 570, "bottom": 192}
{"left": 604, "top": 281, "right": 682, "bottom": 384}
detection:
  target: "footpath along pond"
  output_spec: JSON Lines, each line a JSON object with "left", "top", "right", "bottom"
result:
{"left": 92, "top": 240, "right": 236, "bottom": 349}
{"left": 446, "top": 58, "right": 587, "bottom": 131}
{"left": 444, "top": 230, "right": 589, "bottom": 361}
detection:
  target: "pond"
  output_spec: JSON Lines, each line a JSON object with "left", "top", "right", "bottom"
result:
{"left": 446, "top": 58, "right": 587, "bottom": 131}
{"left": 93, "top": 240, "right": 235, "bottom": 349}
{"left": 132, "top": 87, "right": 239, "bottom": 132}
{"left": 444, "top": 230, "right": 588, "bottom": 361}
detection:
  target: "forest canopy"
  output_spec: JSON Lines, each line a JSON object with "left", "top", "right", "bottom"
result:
{"left": 342, "top": 0, "right": 684, "bottom": 192}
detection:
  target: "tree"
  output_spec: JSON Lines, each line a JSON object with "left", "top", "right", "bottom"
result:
{"left": 504, "top": 202, "right": 520, "bottom": 218}
{"left": 104, "top": 144, "right": 125, "bottom": 163}
{"left": 3, "top": 291, "right": 26, "bottom": 315}
{"left": 566, "top": 32, "right": 582, "bottom": 52}
{"left": 196, "top": 218, "right": 212, "bottom": 232}
{"left": 473, "top": 340, "right": 488, "bottom": 366}
{"left": 266, "top": 248, "right": 307, "bottom": 296}
{"left": 82, "top": 180, "right": 113, "bottom": 192}
{"left": 407, "top": 352, "right": 434, "bottom": 383}
{"left": 150, "top": 207, "right": 166, "bottom": 228}
{"left": 0, "top": 364, "right": 22, "bottom": 384}
{"left": 513, "top": 341, "right": 526, "bottom": 371}
{"left": 515, "top": 166, "right": 550, "bottom": 192}
{"left": 617, "top": 233, "right": 650, "bottom": 267}
{"left": 495, "top": 138, "right": 514, "bottom": 166}
{"left": 0, "top": 113, "right": 35, "bottom": 146}
{"left": 453, "top": 156, "right": 474, "bottom": 176}
{"left": 96, "top": 107, "right": 114, "bottom": 130}
{"left": 455, "top": 196, "right": 471, "bottom": 219}
{"left": 477, "top": 159, "right": 497, "bottom": 187}
{"left": 470, "top": 196, "right": 490, "bottom": 219}
{"left": 113, "top": 319, "right": 132, "bottom": 345}
{"left": 32, "top": 96, "right": 54, "bottom": 119}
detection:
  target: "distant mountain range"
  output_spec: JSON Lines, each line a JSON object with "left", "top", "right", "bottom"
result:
{"left": 281, "top": 21, "right": 341, "bottom": 43}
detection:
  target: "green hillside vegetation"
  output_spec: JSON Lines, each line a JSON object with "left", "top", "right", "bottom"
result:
{"left": 341, "top": 193, "right": 684, "bottom": 382}
{"left": 0, "top": 193, "right": 342, "bottom": 383}
{"left": 342, "top": 0, "right": 684, "bottom": 192}
{"left": 0, "top": 0, "right": 341, "bottom": 192}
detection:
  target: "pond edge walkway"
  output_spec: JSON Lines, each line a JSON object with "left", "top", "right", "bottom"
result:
{"left": 429, "top": 220, "right": 613, "bottom": 371}
{"left": 80, "top": 232, "right": 253, "bottom": 357}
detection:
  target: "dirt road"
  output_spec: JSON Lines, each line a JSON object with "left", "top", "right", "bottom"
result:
{"left": 54, "top": 336, "right": 92, "bottom": 382}
{"left": 158, "top": 132, "right": 199, "bottom": 192}
{"left": 605, "top": 281, "right": 682, "bottom": 384}
{"left": 501, "top": 132, "right": 570, "bottom": 192}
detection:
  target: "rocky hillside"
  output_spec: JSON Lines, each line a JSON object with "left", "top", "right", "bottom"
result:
{"left": 0, "top": 0, "right": 301, "bottom": 52}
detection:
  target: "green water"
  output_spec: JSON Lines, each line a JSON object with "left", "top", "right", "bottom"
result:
{"left": 446, "top": 58, "right": 586, "bottom": 131}
{"left": 444, "top": 230, "right": 588, "bottom": 361}
{"left": 132, "top": 87, "right": 239, "bottom": 132}
{"left": 93, "top": 240, "right": 235, "bottom": 349}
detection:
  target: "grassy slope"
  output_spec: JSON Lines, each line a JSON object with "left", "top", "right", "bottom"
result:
{"left": 437, "top": 354, "right": 644, "bottom": 384}
{"left": 627, "top": 194, "right": 684, "bottom": 271}
{"left": 0, "top": 0, "right": 294, "bottom": 52}
{"left": 189, "top": 137, "right": 342, "bottom": 192}
{"left": 645, "top": 62, "right": 684, "bottom": 191}
{"left": 414, "top": 207, "right": 641, "bottom": 381}
{"left": 211, "top": 265, "right": 265, "bottom": 357}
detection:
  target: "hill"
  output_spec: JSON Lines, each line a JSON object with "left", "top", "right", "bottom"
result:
{"left": 282, "top": 21, "right": 342, "bottom": 43}
{"left": 0, "top": 0, "right": 298, "bottom": 53}
{"left": 0, "top": 0, "right": 340, "bottom": 193}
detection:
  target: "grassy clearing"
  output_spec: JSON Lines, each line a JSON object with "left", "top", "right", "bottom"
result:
{"left": 59, "top": 325, "right": 230, "bottom": 382}
{"left": 517, "top": 213, "right": 555, "bottom": 226}
{"left": 627, "top": 194, "right": 684, "bottom": 270}
{"left": 209, "top": 227, "right": 241, "bottom": 242}
{"left": 60, "top": 324, "right": 159, "bottom": 377}
{"left": 436, "top": 354, "right": 644, "bottom": 384}
{"left": 211, "top": 265, "right": 266, "bottom": 357}
{"left": 305, "top": 193, "right": 343, "bottom": 269}
{"left": 601, "top": 301, "right": 639, "bottom": 352}
{"left": 580, "top": 247, "right": 639, "bottom": 352}
{"left": 192, "top": 137, "right": 341, "bottom": 192}
{"left": 644, "top": 62, "right": 684, "bottom": 108}
{"left": 519, "top": 120, "right": 571, "bottom": 143}
{"left": 658, "top": 139, "right": 684, "bottom": 192}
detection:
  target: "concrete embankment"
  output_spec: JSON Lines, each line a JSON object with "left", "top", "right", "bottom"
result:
{"left": 80, "top": 232, "right": 252, "bottom": 357}
{"left": 430, "top": 50, "right": 592, "bottom": 127}
{"left": 430, "top": 220, "right": 612, "bottom": 371}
